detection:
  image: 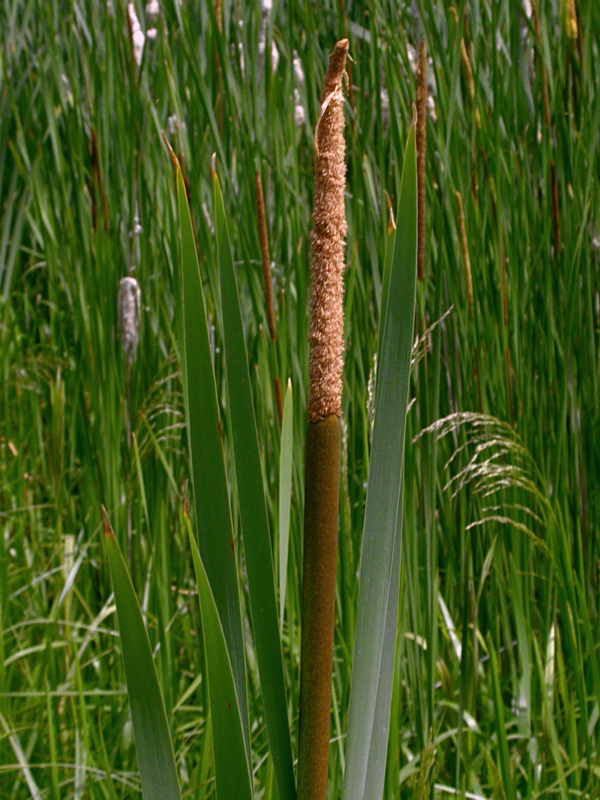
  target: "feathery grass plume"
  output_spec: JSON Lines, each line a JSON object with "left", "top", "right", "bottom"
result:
{"left": 454, "top": 191, "right": 474, "bottom": 321}
{"left": 297, "top": 37, "right": 348, "bottom": 800}
{"left": 416, "top": 39, "right": 427, "bottom": 282}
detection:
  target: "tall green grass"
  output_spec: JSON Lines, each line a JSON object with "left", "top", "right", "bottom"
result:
{"left": 1, "top": 0, "right": 599, "bottom": 797}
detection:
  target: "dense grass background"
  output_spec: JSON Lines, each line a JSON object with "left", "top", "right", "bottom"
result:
{"left": 1, "top": 0, "right": 599, "bottom": 796}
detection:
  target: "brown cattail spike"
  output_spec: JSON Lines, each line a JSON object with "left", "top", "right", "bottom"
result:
{"left": 460, "top": 39, "right": 475, "bottom": 104}
{"left": 455, "top": 190, "right": 474, "bottom": 321}
{"left": 416, "top": 39, "right": 427, "bottom": 282}
{"left": 307, "top": 38, "right": 348, "bottom": 422}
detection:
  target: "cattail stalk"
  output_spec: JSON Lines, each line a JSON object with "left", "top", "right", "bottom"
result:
{"left": 297, "top": 38, "right": 348, "bottom": 800}
{"left": 416, "top": 40, "right": 427, "bottom": 282}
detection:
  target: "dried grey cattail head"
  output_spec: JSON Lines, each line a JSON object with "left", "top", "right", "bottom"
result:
{"left": 118, "top": 277, "right": 141, "bottom": 363}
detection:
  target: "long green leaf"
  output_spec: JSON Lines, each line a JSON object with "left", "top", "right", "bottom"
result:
{"left": 213, "top": 167, "right": 296, "bottom": 800}
{"left": 185, "top": 515, "right": 254, "bottom": 800}
{"left": 344, "top": 125, "right": 417, "bottom": 800}
{"left": 171, "top": 151, "right": 248, "bottom": 740}
{"left": 102, "top": 507, "right": 181, "bottom": 800}
{"left": 278, "top": 379, "right": 294, "bottom": 630}
{"left": 488, "top": 635, "right": 518, "bottom": 800}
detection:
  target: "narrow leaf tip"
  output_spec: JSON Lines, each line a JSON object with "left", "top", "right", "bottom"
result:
{"left": 100, "top": 505, "right": 115, "bottom": 538}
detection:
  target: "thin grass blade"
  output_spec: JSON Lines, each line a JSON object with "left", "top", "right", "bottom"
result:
{"left": 102, "top": 507, "right": 181, "bottom": 800}
{"left": 344, "top": 124, "right": 417, "bottom": 800}
{"left": 279, "top": 378, "right": 294, "bottom": 630}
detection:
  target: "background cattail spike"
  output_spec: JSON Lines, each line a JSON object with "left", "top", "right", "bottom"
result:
{"left": 118, "top": 277, "right": 141, "bottom": 364}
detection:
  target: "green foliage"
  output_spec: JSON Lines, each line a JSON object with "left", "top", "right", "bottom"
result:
{"left": 213, "top": 167, "right": 295, "bottom": 799}
{"left": 103, "top": 508, "right": 181, "bottom": 800}
{"left": 185, "top": 514, "right": 253, "bottom": 800}
{"left": 344, "top": 124, "right": 417, "bottom": 800}
{"left": 1, "top": 0, "right": 599, "bottom": 798}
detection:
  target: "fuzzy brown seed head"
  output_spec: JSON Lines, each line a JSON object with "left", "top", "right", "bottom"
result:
{"left": 307, "top": 39, "right": 348, "bottom": 422}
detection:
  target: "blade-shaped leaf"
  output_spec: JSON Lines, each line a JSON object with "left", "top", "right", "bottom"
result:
{"left": 279, "top": 379, "right": 294, "bottom": 630}
{"left": 344, "top": 124, "right": 417, "bottom": 800}
{"left": 172, "top": 152, "right": 248, "bottom": 740}
{"left": 213, "top": 168, "right": 296, "bottom": 800}
{"left": 185, "top": 515, "right": 254, "bottom": 800}
{"left": 102, "top": 507, "right": 181, "bottom": 800}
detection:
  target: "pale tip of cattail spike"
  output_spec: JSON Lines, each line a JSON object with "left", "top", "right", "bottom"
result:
{"left": 118, "top": 276, "right": 141, "bottom": 363}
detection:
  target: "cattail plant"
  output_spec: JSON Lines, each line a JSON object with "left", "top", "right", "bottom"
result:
{"left": 297, "top": 38, "right": 348, "bottom": 800}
